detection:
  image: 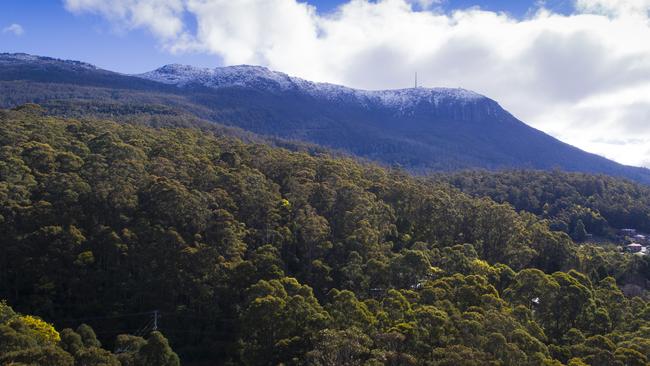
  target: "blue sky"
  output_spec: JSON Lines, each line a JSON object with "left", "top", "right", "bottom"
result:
{"left": 1, "top": 0, "right": 218, "bottom": 72}
{"left": 2, "top": 0, "right": 650, "bottom": 168}
{"left": 1, "top": 0, "right": 573, "bottom": 73}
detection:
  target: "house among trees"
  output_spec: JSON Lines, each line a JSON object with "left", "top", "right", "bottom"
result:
{"left": 621, "top": 228, "right": 637, "bottom": 236}
{"left": 625, "top": 243, "right": 644, "bottom": 253}
{"left": 633, "top": 234, "right": 648, "bottom": 244}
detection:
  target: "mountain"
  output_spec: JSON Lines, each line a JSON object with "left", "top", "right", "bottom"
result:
{"left": 2, "top": 55, "right": 650, "bottom": 365}
{"left": 2, "top": 52, "right": 650, "bottom": 183}
{"left": 0, "top": 53, "right": 172, "bottom": 91}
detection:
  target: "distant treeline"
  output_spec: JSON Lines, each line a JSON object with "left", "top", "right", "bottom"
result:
{"left": 440, "top": 170, "right": 650, "bottom": 239}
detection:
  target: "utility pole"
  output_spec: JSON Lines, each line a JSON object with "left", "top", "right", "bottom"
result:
{"left": 153, "top": 310, "right": 159, "bottom": 331}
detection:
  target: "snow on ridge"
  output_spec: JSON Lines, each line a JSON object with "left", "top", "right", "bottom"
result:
{"left": 1, "top": 53, "right": 39, "bottom": 61}
{"left": 140, "top": 64, "right": 213, "bottom": 85}
{"left": 138, "top": 63, "right": 486, "bottom": 109}
{"left": 139, "top": 64, "right": 295, "bottom": 89}
{"left": 0, "top": 53, "right": 97, "bottom": 70}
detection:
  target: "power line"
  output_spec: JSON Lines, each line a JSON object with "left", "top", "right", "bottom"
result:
{"left": 57, "top": 310, "right": 155, "bottom": 323}
{"left": 115, "top": 317, "right": 156, "bottom": 354}
{"left": 56, "top": 309, "right": 160, "bottom": 355}
{"left": 133, "top": 318, "right": 155, "bottom": 338}
{"left": 153, "top": 310, "right": 159, "bottom": 331}
{"left": 159, "top": 312, "right": 238, "bottom": 322}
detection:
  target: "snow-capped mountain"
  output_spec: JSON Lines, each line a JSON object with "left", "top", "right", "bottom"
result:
{"left": 138, "top": 64, "right": 487, "bottom": 112}
{"left": 2, "top": 52, "right": 650, "bottom": 184}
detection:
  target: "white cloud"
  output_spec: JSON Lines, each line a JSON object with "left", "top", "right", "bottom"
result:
{"left": 63, "top": 0, "right": 650, "bottom": 168}
{"left": 406, "top": 0, "right": 444, "bottom": 10}
{"left": 576, "top": 0, "right": 650, "bottom": 16}
{"left": 64, "top": 0, "right": 185, "bottom": 39}
{"left": 2, "top": 23, "right": 24, "bottom": 36}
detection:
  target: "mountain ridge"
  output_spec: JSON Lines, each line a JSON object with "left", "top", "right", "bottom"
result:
{"left": 139, "top": 62, "right": 487, "bottom": 112}
{"left": 1, "top": 52, "right": 650, "bottom": 183}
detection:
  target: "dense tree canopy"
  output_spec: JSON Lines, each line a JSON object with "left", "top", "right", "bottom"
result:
{"left": 1, "top": 106, "right": 649, "bottom": 365}
{"left": 441, "top": 170, "right": 650, "bottom": 237}
{"left": 0, "top": 300, "right": 178, "bottom": 366}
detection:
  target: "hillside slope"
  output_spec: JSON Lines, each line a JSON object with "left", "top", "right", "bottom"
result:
{"left": 2, "top": 52, "right": 649, "bottom": 183}
{"left": 439, "top": 170, "right": 650, "bottom": 238}
{"left": 2, "top": 107, "right": 649, "bottom": 365}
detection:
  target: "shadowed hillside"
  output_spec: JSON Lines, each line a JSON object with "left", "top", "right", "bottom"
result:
{"left": 2, "top": 53, "right": 650, "bottom": 184}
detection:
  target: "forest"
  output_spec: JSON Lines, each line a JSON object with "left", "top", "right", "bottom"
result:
{"left": 441, "top": 170, "right": 650, "bottom": 238}
{"left": 4, "top": 55, "right": 650, "bottom": 184}
{"left": 1, "top": 300, "right": 179, "bottom": 366}
{"left": 1, "top": 105, "right": 650, "bottom": 365}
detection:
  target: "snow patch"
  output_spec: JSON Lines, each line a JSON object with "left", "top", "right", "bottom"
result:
{"left": 0, "top": 53, "right": 97, "bottom": 70}
{"left": 138, "top": 64, "right": 486, "bottom": 111}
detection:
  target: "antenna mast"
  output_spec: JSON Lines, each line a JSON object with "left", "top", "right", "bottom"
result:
{"left": 415, "top": 72, "right": 418, "bottom": 88}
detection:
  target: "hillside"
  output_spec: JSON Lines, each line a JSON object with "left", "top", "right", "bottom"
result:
{"left": 2, "top": 53, "right": 650, "bottom": 184}
{"left": 1, "top": 106, "right": 649, "bottom": 365}
{"left": 439, "top": 170, "right": 650, "bottom": 239}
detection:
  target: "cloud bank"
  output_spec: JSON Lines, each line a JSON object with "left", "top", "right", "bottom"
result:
{"left": 2, "top": 23, "right": 24, "bottom": 36}
{"left": 63, "top": 0, "right": 650, "bottom": 168}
